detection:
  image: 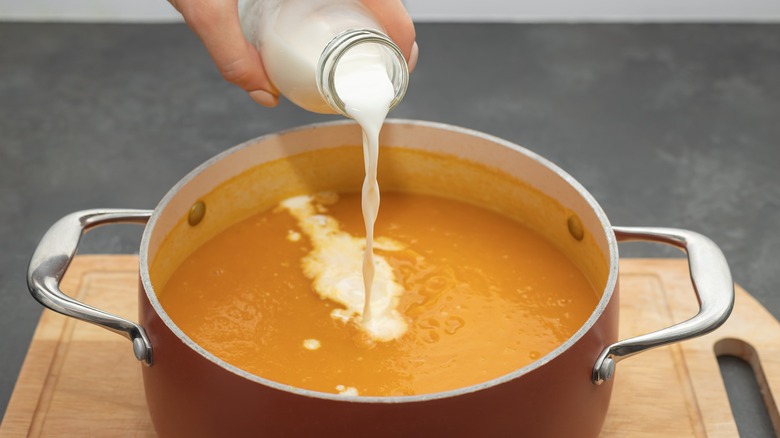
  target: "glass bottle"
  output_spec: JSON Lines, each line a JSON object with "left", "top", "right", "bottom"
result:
{"left": 238, "top": 0, "right": 409, "bottom": 115}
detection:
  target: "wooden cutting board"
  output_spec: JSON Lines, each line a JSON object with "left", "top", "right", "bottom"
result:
{"left": 1, "top": 256, "right": 778, "bottom": 437}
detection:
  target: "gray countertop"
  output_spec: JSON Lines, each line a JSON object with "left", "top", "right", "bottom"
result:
{"left": 1, "top": 23, "right": 778, "bottom": 435}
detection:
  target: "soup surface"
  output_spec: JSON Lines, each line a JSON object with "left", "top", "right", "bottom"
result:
{"left": 159, "top": 191, "right": 599, "bottom": 396}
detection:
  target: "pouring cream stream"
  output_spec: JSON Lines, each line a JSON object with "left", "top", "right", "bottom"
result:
{"left": 279, "top": 46, "right": 407, "bottom": 341}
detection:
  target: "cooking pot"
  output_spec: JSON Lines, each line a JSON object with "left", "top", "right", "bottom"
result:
{"left": 27, "top": 120, "right": 734, "bottom": 437}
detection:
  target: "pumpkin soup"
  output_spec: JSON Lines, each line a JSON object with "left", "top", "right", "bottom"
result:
{"left": 159, "top": 190, "right": 599, "bottom": 396}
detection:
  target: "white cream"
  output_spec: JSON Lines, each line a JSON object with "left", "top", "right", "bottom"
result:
{"left": 280, "top": 195, "right": 407, "bottom": 341}
{"left": 336, "top": 385, "right": 359, "bottom": 396}
{"left": 333, "top": 51, "right": 395, "bottom": 325}
{"left": 286, "top": 230, "right": 302, "bottom": 242}
{"left": 302, "top": 339, "right": 321, "bottom": 350}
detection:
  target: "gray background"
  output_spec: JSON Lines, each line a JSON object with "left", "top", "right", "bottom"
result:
{"left": 1, "top": 23, "right": 778, "bottom": 435}
{"left": 3, "top": 0, "right": 780, "bottom": 22}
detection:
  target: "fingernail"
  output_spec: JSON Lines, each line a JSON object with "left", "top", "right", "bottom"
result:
{"left": 408, "top": 41, "right": 419, "bottom": 73}
{"left": 249, "top": 90, "right": 278, "bottom": 107}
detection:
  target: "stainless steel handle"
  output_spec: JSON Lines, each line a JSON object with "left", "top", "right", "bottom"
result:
{"left": 592, "top": 226, "right": 734, "bottom": 384}
{"left": 27, "top": 209, "right": 154, "bottom": 365}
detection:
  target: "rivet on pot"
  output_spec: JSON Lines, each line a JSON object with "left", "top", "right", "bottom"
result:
{"left": 593, "top": 356, "right": 615, "bottom": 385}
{"left": 189, "top": 201, "right": 206, "bottom": 226}
{"left": 567, "top": 214, "right": 585, "bottom": 241}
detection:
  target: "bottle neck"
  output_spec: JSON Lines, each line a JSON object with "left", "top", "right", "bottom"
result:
{"left": 317, "top": 29, "right": 409, "bottom": 117}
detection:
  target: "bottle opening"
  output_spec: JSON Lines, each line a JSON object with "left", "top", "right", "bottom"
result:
{"left": 317, "top": 29, "right": 409, "bottom": 117}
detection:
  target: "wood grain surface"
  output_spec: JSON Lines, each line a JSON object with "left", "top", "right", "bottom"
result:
{"left": 1, "top": 256, "right": 778, "bottom": 437}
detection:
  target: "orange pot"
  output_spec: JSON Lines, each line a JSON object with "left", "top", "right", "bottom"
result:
{"left": 28, "top": 120, "right": 734, "bottom": 437}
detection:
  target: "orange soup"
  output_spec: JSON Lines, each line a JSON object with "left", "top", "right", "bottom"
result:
{"left": 159, "top": 191, "right": 599, "bottom": 396}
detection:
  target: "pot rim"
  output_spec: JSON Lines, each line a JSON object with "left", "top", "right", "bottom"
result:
{"left": 138, "top": 119, "right": 620, "bottom": 403}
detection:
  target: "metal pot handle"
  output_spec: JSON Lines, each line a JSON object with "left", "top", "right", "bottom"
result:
{"left": 27, "top": 209, "right": 154, "bottom": 365}
{"left": 592, "top": 226, "right": 734, "bottom": 384}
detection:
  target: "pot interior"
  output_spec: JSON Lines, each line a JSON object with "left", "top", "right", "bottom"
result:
{"left": 139, "top": 119, "right": 618, "bottom": 395}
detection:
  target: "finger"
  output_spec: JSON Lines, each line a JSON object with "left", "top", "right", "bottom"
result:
{"left": 408, "top": 41, "right": 419, "bottom": 72}
{"left": 360, "top": 0, "right": 416, "bottom": 62}
{"left": 176, "top": 0, "right": 279, "bottom": 106}
{"left": 248, "top": 89, "right": 278, "bottom": 107}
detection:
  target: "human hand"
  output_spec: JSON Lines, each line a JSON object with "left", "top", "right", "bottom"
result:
{"left": 168, "top": 0, "right": 418, "bottom": 108}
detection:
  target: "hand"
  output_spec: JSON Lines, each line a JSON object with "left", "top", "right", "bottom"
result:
{"left": 169, "top": 0, "right": 418, "bottom": 108}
